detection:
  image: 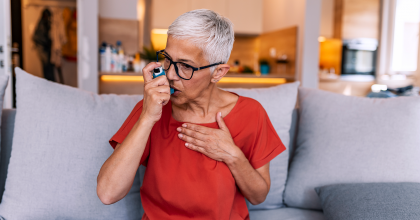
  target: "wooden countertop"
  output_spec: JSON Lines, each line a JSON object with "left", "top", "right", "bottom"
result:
{"left": 99, "top": 72, "right": 290, "bottom": 78}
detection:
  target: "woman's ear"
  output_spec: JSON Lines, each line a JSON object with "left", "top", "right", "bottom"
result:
{"left": 211, "top": 64, "right": 230, "bottom": 83}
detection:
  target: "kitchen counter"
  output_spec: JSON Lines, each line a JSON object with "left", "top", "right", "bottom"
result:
{"left": 99, "top": 72, "right": 291, "bottom": 95}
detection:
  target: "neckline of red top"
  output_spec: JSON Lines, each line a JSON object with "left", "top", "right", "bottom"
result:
{"left": 169, "top": 93, "right": 242, "bottom": 126}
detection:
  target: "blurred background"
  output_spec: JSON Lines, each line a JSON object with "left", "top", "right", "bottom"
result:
{"left": 0, "top": 0, "right": 419, "bottom": 108}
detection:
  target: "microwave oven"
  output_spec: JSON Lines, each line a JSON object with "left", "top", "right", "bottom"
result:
{"left": 341, "top": 38, "right": 378, "bottom": 76}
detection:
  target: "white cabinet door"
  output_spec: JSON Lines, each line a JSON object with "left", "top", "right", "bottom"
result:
{"left": 0, "top": 0, "right": 13, "bottom": 108}
{"left": 151, "top": 0, "right": 262, "bottom": 35}
{"left": 226, "top": 0, "right": 262, "bottom": 34}
{"left": 189, "top": 0, "right": 227, "bottom": 16}
{"left": 152, "top": 0, "right": 190, "bottom": 29}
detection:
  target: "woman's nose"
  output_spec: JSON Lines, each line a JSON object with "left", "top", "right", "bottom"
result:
{"left": 166, "top": 64, "right": 179, "bottom": 80}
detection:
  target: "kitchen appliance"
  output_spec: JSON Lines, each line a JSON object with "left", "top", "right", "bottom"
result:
{"left": 341, "top": 38, "right": 378, "bottom": 81}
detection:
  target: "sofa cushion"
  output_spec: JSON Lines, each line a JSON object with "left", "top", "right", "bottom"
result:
{"left": 0, "top": 74, "right": 10, "bottom": 202}
{"left": 0, "top": 68, "right": 143, "bottom": 219}
{"left": 226, "top": 82, "right": 299, "bottom": 210}
{"left": 315, "top": 182, "right": 420, "bottom": 220}
{"left": 284, "top": 87, "right": 420, "bottom": 210}
{"left": 249, "top": 207, "right": 324, "bottom": 220}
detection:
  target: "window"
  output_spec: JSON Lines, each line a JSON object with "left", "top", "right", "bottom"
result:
{"left": 391, "top": 0, "right": 420, "bottom": 72}
{"left": 378, "top": 0, "right": 420, "bottom": 75}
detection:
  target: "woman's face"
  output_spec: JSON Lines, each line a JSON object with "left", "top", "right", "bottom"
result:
{"left": 165, "top": 35, "right": 214, "bottom": 105}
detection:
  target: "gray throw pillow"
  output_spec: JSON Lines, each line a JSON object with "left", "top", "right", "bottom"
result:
{"left": 284, "top": 87, "right": 420, "bottom": 210}
{"left": 0, "top": 74, "right": 9, "bottom": 202}
{"left": 0, "top": 68, "right": 143, "bottom": 219}
{"left": 315, "top": 182, "right": 420, "bottom": 220}
{"left": 226, "top": 82, "right": 299, "bottom": 210}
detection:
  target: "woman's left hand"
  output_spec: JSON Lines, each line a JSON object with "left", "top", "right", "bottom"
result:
{"left": 177, "top": 112, "right": 244, "bottom": 163}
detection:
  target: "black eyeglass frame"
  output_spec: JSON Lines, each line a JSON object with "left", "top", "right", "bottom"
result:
{"left": 156, "top": 50, "right": 223, "bottom": 80}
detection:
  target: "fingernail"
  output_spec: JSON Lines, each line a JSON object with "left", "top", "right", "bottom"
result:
{"left": 177, "top": 127, "right": 181, "bottom": 132}
{"left": 178, "top": 134, "right": 183, "bottom": 138}
{"left": 219, "top": 112, "right": 222, "bottom": 117}
{"left": 185, "top": 143, "right": 189, "bottom": 147}
{"left": 182, "top": 124, "right": 187, "bottom": 127}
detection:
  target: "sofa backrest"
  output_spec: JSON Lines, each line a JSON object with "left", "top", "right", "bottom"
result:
{"left": 0, "top": 109, "right": 17, "bottom": 203}
{"left": 288, "top": 108, "right": 299, "bottom": 165}
{"left": 0, "top": 108, "right": 300, "bottom": 203}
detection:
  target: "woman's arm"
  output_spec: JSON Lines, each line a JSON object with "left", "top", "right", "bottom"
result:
{"left": 97, "top": 62, "right": 170, "bottom": 205}
{"left": 225, "top": 153, "right": 271, "bottom": 205}
{"left": 177, "top": 112, "right": 271, "bottom": 205}
{"left": 97, "top": 117, "right": 154, "bottom": 205}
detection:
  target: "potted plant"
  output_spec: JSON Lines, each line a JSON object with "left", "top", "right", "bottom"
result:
{"left": 139, "top": 44, "right": 164, "bottom": 62}
{"left": 259, "top": 59, "right": 270, "bottom": 75}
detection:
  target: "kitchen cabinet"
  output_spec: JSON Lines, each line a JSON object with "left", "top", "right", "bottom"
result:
{"left": 151, "top": 0, "right": 262, "bottom": 34}
{"left": 226, "top": 0, "right": 262, "bottom": 34}
{"left": 334, "top": 0, "right": 380, "bottom": 39}
{"left": 342, "top": 0, "right": 380, "bottom": 39}
{"left": 151, "top": 0, "right": 190, "bottom": 29}
{"left": 189, "top": 0, "right": 227, "bottom": 16}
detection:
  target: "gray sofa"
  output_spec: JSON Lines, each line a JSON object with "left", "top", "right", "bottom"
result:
{"left": 1, "top": 68, "right": 419, "bottom": 219}
{"left": 0, "top": 108, "right": 323, "bottom": 220}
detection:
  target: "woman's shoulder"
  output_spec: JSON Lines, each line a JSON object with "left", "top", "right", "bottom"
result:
{"left": 233, "top": 95, "right": 266, "bottom": 118}
{"left": 237, "top": 96, "right": 264, "bottom": 110}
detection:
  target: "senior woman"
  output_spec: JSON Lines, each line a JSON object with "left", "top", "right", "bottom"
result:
{"left": 97, "top": 9, "right": 286, "bottom": 220}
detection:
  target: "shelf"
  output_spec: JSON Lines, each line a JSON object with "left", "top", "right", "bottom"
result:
{"left": 99, "top": 72, "right": 287, "bottom": 84}
{"left": 100, "top": 72, "right": 288, "bottom": 78}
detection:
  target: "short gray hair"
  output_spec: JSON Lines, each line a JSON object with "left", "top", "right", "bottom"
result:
{"left": 167, "top": 9, "right": 234, "bottom": 72}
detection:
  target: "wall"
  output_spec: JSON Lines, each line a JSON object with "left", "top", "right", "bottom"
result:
{"left": 262, "top": 0, "right": 321, "bottom": 88}
{"left": 258, "top": 27, "right": 297, "bottom": 78}
{"left": 0, "top": 0, "right": 13, "bottom": 108}
{"left": 98, "top": 0, "right": 144, "bottom": 52}
{"left": 262, "top": 0, "right": 305, "bottom": 33}
{"left": 99, "top": 0, "right": 138, "bottom": 20}
{"left": 227, "top": 36, "right": 259, "bottom": 72}
{"left": 320, "top": 0, "right": 334, "bottom": 38}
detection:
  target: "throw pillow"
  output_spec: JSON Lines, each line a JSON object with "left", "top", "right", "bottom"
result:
{"left": 0, "top": 68, "right": 143, "bottom": 219}
{"left": 226, "top": 82, "right": 299, "bottom": 210}
{"left": 284, "top": 87, "right": 420, "bottom": 210}
{"left": 315, "top": 182, "right": 420, "bottom": 220}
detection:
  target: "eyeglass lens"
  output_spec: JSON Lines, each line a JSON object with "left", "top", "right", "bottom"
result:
{"left": 162, "top": 56, "right": 194, "bottom": 79}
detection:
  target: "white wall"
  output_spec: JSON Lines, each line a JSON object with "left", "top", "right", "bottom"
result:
{"left": 262, "top": 0, "right": 321, "bottom": 88}
{"left": 99, "top": 0, "right": 138, "bottom": 19}
{"left": 78, "top": 0, "right": 98, "bottom": 93}
{"left": 0, "top": 0, "right": 13, "bottom": 108}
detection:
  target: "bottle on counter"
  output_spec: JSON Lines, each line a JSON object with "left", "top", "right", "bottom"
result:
{"left": 104, "top": 43, "right": 112, "bottom": 72}
{"left": 111, "top": 46, "right": 118, "bottom": 72}
{"left": 127, "top": 55, "right": 134, "bottom": 72}
{"left": 133, "top": 53, "right": 142, "bottom": 72}
{"left": 99, "top": 42, "right": 107, "bottom": 72}
{"left": 116, "top": 41, "right": 124, "bottom": 72}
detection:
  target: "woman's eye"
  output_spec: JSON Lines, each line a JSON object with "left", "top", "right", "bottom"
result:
{"left": 180, "top": 63, "right": 191, "bottom": 69}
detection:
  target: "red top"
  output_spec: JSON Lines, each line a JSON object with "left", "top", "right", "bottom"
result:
{"left": 109, "top": 95, "right": 286, "bottom": 220}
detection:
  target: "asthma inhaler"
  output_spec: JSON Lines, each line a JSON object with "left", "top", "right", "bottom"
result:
{"left": 153, "top": 67, "right": 175, "bottom": 94}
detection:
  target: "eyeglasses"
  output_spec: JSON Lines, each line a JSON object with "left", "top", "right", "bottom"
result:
{"left": 156, "top": 50, "right": 223, "bottom": 80}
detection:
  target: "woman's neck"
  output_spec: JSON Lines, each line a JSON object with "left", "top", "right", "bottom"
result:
{"left": 171, "top": 85, "right": 238, "bottom": 124}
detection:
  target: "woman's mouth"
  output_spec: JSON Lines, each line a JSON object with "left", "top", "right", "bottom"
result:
{"left": 171, "top": 87, "right": 181, "bottom": 96}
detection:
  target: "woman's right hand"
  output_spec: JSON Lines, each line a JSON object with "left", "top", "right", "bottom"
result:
{"left": 141, "top": 62, "right": 171, "bottom": 124}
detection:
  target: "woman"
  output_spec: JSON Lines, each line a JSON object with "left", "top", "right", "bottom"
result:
{"left": 97, "top": 9, "right": 286, "bottom": 220}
